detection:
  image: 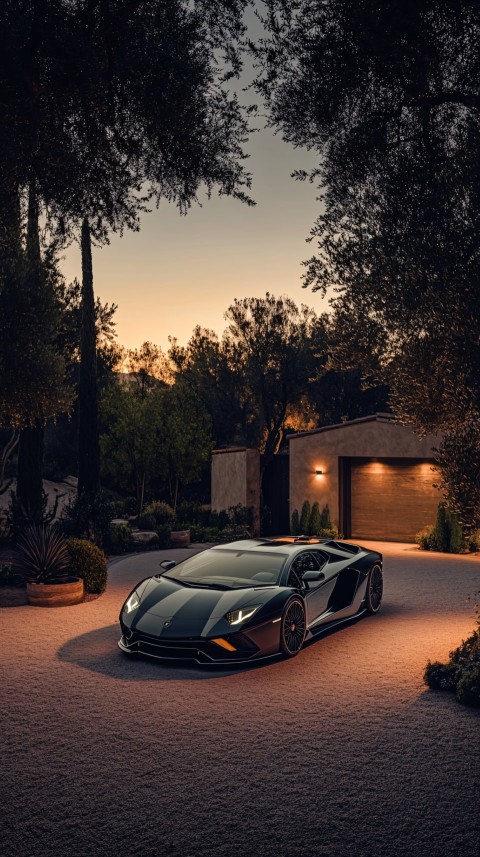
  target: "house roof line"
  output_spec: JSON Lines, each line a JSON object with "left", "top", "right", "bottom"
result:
{"left": 287, "top": 412, "right": 396, "bottom": 440}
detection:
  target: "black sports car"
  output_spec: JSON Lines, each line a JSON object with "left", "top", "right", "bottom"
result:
{"left": 118, "top": 537, "right": 383, "bottom": 665}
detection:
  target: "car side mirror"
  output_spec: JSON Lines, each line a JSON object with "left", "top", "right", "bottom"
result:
{"left": 302, "top": 570, "right": 325, "bottom": 585}
{"left": 160, "top": 560, "right": 176, "bottom": 570}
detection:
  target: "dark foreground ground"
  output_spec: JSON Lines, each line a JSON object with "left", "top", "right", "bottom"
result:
{"left": 1, "top": 542, "right": 479, "bottom": 857}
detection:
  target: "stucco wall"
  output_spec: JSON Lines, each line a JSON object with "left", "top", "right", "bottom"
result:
{"left": 211, "top": 448, "right": 261, "bottom": 534}
{"left": 289, "top": 420, "right": 439, "bottom": 527}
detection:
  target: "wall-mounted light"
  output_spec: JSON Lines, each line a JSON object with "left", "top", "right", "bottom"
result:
{"left": 315, "top": 469, "right": 324, "bottom": 477}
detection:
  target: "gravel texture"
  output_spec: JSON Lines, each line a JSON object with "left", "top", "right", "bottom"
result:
{"left": 1, "top": 542, "right": 479, "bottom": 857}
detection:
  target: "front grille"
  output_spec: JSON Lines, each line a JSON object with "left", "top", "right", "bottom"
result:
{"left": 126, "top": 629, "right": 258, "bottom": 662}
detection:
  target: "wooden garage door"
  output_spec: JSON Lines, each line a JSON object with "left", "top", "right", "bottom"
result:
{"left": 350, "top": 458, "right": 441, "bottom": 542}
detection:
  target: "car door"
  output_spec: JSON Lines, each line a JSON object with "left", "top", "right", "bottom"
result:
{"left": 287, "top": 551, "right": 335, "bottom": 628}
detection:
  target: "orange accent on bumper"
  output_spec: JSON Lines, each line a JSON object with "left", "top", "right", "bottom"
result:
{"left": 212, "top": 637, "right": 237, "bottom": 652}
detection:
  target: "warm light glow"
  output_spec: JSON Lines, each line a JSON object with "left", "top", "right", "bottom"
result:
{"left": 212, "top": 638, "right": 237, "bottom": 652}
{"left": 315, "top": 468, "right": 324, "bottom": 478}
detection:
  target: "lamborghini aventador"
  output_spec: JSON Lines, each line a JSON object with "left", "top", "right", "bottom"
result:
{"left": 118, "top": 537, "right": 383, "bottom": 664}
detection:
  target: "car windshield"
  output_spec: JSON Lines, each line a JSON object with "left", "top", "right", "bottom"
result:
{"left": 163, "top": 549, "right": 287, "bottom": 589}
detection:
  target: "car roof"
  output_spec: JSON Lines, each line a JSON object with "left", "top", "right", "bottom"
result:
{"left": 212, "top": 537, "right": 363, "bottom": 558}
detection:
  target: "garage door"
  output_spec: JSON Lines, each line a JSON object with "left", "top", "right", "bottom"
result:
{"left": 350, "top": 458, "right": 441, "bottom": 542}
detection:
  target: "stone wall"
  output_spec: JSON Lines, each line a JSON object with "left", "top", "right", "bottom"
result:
{"left": 211, "top": 448, "right": 261, "bottom": 534}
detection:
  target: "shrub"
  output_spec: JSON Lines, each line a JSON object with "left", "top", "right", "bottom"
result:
{"left": 156, "top": 524, "right": 171, "bottom": 549}
{"left": 416, "top": 505, "right": 476, "bottom": 553}
{"left": 136, "top": 512, "right": 156, "bottom": 531}
{"left": 60, "top": 491, "right": 113, "bottom": 547}
{"left": 215, "top": 527, "right": 249, "bottom": 544}
{"left": 142, "top": 500, "right": 175, "bottom": 527}
{"left": 175, "top": 500, "right": 204, "bottom": 527}
{"left": 189, "top": 525, "right": 221, "bottom": 543}
{"left": 109, "top": 497, "right": 138, "bottom": 518}
{"left": 415, "top": 524, "right": 437, "bottom": 551}
{"left": 210, "top": 509, "right": 230, "bottom": 530}
{"left": 467, "top": 532, "right": 480, "bottom": 552}
{"left": 424, "top": 627, "right": 480, "bottom": 708}
{"left": 424, "top": 660, "right": 457, "bottom": 691}
{"left": 14, "top": 524, "right": 70, "bottom": 583}
{"left": 456, "top": 666, "right": 480, "bottom": 708}
{"left": 320, "top": 503, "right": 332, "bottom": 530}
{"left": 310, "top": 502, "right": 321, "bottom": 536}
{"left": 449, "top": 626, "right": 480, "bottom": 669}
{"left": 227, "top": 504, "right": 253, "bottom": 527}
{"left": 299, "top": 501, "right": 311, "bottom": 535}
{"left": 0, "top": 562, "right": 24, "bottom": 587}
{"left": 446, "top": 508, "right": 464, "bottom": 553}
{"left": 108, "top": 522, "right": 132, "bottom": 555}
{"left": 291, "top": 509, "right": 299, "bottom": 536}
{"left": 435, "top": 504, "right": 449, "bottom": 552}
{"left": 319, "top": 524, "right": 341, "bottom": 539}
{"left": 66, "top": 538, "right": 108, "bottom": 594}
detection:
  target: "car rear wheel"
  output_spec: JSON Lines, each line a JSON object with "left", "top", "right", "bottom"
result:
{"left": 280, "top": 597, "right": 306, "bottom": 657}
{"left": 365, "top": 564, "right": 383, "bottom": 613}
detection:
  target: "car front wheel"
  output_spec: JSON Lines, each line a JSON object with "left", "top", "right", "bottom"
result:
{"left": 280, "top": 597, "right": 306, "bottom": 657}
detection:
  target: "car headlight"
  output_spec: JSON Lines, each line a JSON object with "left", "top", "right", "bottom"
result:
{"left": 124, "top": 591, "right": 140, "bottom": 614}
{"left": 225, "top": 605, "right": 260, "bottom": 625}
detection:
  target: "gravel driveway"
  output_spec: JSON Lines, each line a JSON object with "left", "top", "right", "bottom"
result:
{"left": 2, "top": 542, "right": 479, "bottom": 857}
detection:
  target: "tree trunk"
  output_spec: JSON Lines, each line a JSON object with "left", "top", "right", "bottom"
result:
{"left": 16, "top": 422, "right": 44, "bottom": 521}
{"left": 0, "top": 429, "right": 19, "bottom": 491}
{"left": 0, "top": 181, "right": 21, "bottom": 267}
{"left": 16, "top": 184, "right": 44, "bottom": 522}
{"left": 78, "top": 216, "right": 100, "bottom": 498}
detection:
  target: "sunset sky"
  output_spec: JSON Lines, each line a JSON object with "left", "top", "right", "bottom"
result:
{"left": 62, "top": 11, "right": 328, "bottom": 352}
{"left": 62, "top": 129, "right": 326, "bottom": 352}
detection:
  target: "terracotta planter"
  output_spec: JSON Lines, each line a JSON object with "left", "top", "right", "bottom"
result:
{"left": 27, "top": 576, "right": 84, "bottom": 607}
{"left": 170, "top": 529, "right": 190, "bottom": 547}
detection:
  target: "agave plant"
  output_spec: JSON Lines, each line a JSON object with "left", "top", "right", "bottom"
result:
{"left": 15, "top": 525, "right": 70, "bottom": 583}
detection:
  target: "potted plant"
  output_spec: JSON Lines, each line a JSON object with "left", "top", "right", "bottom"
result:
{"left": 16, "top": 525, "right": 84, "bottom": 607}
{"left": 170, "top": 527, "right": 191, "bottom": 547}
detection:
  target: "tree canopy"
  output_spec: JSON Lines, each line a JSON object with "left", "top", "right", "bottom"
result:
{"left": 0, "top": 0, "right": 255, "bottom": 242}
{"left": 253, "top": 1, "right": 480, "bottom": 527}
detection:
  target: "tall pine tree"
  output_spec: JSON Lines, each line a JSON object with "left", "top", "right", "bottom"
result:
{"left": 77, "top": 217, "right": 100, "bottom": 499}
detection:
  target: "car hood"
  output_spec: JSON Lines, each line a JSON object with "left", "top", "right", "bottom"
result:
{"left": 125, "top": 576, "right": 281, "bottom": 638}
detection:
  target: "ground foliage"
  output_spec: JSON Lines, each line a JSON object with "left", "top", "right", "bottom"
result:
{"left": 415, "top": 503, "right": 477, "bottom": 553}
{"left": 425, "top": 624, "right": 480, "bottom": 709}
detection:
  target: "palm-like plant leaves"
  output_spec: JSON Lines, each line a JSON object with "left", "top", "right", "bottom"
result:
{"left": 15, "top": 525, "right": 70, "bottom": 583}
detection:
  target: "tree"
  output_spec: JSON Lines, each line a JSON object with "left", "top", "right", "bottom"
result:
{"left": 0, "top": 1, "right": 254, "bottom": 242}
{"left": 1, "top": 2, "right": 256, "bottom": 518}
{"left": 99, "top": 381, "right": 165, "bottom": 512}
{"left": 169, "top": 327, "right": 246, "bottom": 448}
{"left": 99, "top": 377, "right": 211, "bottom": 512}
{"left": 225, "top": 294, "right": 324, "bottom": 460}
{"left": 77, "top": 218, "right": 100, "bottom": 498}
{"left": 161, "top": 381, "right": 212, "bottom": 512}
{"left": 0, "top": 188, "right": 71, "bottom": 514}
{"left": 124, "top": 342, "right": 172, "bottom": 398}
{"left": 254, "top": 1, "right": 480, "bottom": 527}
